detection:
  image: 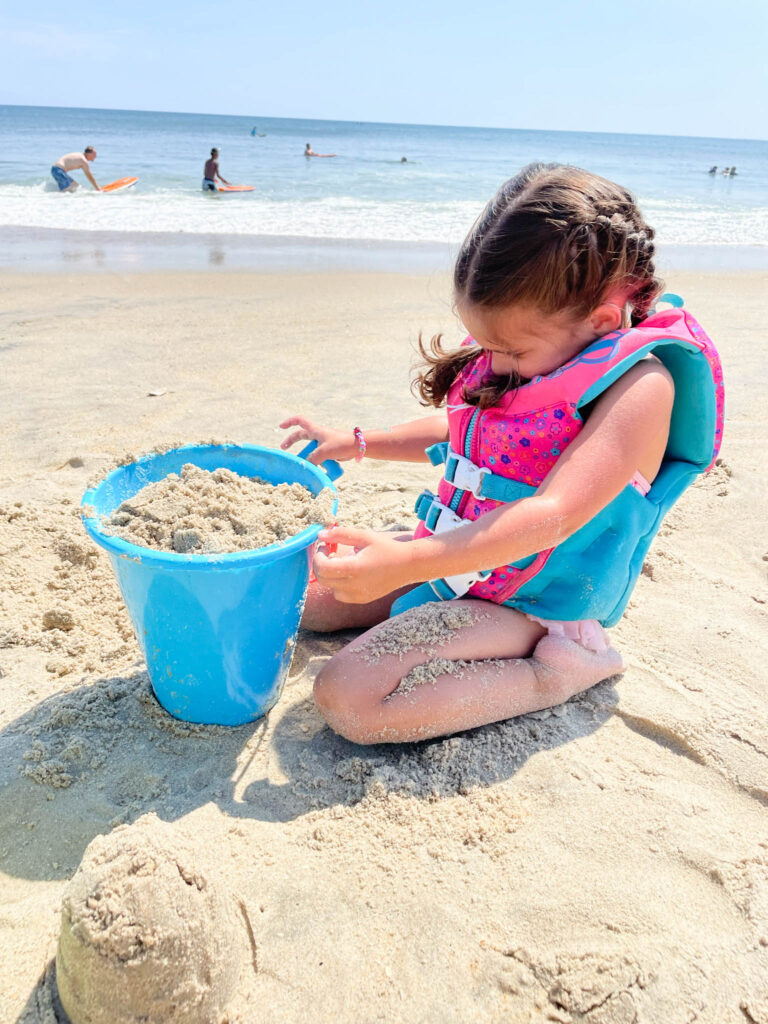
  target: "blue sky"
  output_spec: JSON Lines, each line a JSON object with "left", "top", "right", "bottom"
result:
{"left": 2, "top": 0, "right": 766, "bottom": 139}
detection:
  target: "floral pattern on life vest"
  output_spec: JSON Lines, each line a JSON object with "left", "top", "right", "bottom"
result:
{"left": 437, "top": 351, "right": 587, "bottom": 532}
{"left": 475, "top": 401, "right": 580, "bottom": 488}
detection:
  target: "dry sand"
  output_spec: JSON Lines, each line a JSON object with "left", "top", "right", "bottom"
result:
{"left": 1, "top": 269, "right": 767, "bottom": 1023}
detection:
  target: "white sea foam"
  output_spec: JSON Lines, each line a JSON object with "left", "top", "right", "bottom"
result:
{"left": 1, "top": 183, "right": 766, "bottom": 247}
{"left": 0, "top": 184, "right": 479, "bottom": 242}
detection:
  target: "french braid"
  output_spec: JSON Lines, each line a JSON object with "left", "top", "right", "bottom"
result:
{"left": 455, "top": 163, "right": 662, "bottom": 325}
{"left": 414, "top": 164, "right": 663, "bottom": 409}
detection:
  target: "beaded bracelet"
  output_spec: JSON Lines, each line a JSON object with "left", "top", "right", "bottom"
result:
{"left": 353, "top": 426, "right": 367, "bottom": 462}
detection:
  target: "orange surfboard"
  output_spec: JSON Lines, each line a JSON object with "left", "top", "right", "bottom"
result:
{"left": 102, "top": 177, "right": 138, "bottom": 193}
{"left": 216, "top": 184, "right": 255, "bottom": 193}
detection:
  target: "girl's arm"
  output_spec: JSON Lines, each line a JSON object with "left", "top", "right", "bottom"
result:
{"left": 316, "top": 360, "right": 674, "bottom": 602}
{"left": 279, "top": 413, "right": 448, "bottom": 464}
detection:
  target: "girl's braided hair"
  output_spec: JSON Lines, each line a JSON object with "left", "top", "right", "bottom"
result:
{"left": 414, "top": 163, "right": 663, "bottom": 409}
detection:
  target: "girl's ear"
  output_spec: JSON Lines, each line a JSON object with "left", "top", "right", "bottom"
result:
{"left": 589, "top": 302, "right": 624, "bottom": 337}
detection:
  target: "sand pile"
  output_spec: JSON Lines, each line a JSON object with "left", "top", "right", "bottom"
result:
{"left": 100, "top": 464, "right": 335, "bottom": 554}
{"left": 0, "top": 498, "right": 136, "bottom": 682}
{"left": 56, "top": 816, "right": 246, "bottom": 1024}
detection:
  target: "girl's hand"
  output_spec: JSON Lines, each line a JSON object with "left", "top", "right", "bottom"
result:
{"left": 279, "top": 416, "right": 358, "bottom": 464}
{"left": 313, "top": 527, "right": 414, "bottom": 603}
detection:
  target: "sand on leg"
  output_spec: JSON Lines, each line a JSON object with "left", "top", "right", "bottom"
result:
{"left": 314, "top": 600, "right": 624, "bottom": 743}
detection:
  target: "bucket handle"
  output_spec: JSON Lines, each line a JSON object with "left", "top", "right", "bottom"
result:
{"left": 298, "top": 441, "right": 343, "bottom": 482}
{"left": 300, "top": 441, "right": 341, "bottom": 584}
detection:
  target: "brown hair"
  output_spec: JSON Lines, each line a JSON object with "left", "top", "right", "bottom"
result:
{"left": 413, "top": 162, "right": 663, "bottom": 409}
{"left": 84, "top": 146, "right": 96, "bottom": 155}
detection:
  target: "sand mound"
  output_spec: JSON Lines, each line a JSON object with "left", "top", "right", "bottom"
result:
{"left": 0, "top": 499, "right": 136, "bottom": 680}
{"left": 56, "top": 816, "right": 245, "bottom": 1024}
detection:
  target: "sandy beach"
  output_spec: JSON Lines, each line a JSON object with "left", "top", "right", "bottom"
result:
{"left": 1, "top": 267, "right": 767, "bottom": 1023}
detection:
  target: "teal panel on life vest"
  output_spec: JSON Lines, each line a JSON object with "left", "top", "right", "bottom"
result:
{"left": 654, "top": 344, "right": 717, "bottom": 469}
{"left": 577, "top": 337, "right": 717, "bottom": 472}
{"left": 504, "top": 458, "right": 699, "bottom": 626}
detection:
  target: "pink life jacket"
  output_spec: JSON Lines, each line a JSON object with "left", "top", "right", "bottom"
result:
{"left": 405, "top": 302, "right": 724, "bottom": 626}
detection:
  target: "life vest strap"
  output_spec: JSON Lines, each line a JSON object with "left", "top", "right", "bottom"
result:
{"left": 390, "top": 569, "right": 492, "bottom": 618}
{"left": 427, "top": 444, "right": 536, "bottom": 503}
{"left": 391, "top": 488, "right": 494, "bottom": 617}
{"left": 426, "top": 442, "right": 450, "bottom": 466}
{"left": 414, "top": 490, "right": 464, "bottom": 533}
{"left": 657, "top": 292, "right": 684, "bottom": 309}
{"left": 444, "top": 450, "right": 490, "bottom": 496}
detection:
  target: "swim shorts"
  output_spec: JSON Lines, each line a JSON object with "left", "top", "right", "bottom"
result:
{"left": 202, "top": 178, "right": 217, "bottom": 191}
{"left": 51, "top": 166, "right": 76, "bottom": 191}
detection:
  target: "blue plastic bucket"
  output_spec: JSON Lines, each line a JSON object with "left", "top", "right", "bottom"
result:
{"left": 81, "top": 443, "right": 340, "bottom": 726}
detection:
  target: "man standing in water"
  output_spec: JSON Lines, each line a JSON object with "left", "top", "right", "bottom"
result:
{"left": 51, "top": 147, "right": 100, "bottom": 192}
{"left": 202, "top": 148, "right": 231, "bottom": 191}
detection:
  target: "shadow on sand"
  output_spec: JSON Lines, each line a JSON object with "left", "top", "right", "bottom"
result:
{"left": 5, "top": 634, "right": 618, "bottom": 1022}
{"left": 1, "top": 640, "right": 619, "bottom": 886}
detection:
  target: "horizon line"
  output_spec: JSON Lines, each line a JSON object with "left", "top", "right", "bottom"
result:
{"left": 2, "top": 102, "right": 765, "bottom": 146}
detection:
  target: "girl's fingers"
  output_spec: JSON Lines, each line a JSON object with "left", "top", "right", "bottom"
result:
{"left": 279, "top": 416, "right": 313, "bottom": 430}
{"left": 313, "top": 550, "right": 360, "bottom": 580}
{"left": 318, "top": 526, "right": 374, "bottom": 548}
{"left": 280, "top": 429, "right": 309, "bottom": 450}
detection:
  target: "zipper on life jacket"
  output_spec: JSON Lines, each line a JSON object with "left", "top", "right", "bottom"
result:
{"left": 448, "top": 408, "right": 479, "bottom": 513}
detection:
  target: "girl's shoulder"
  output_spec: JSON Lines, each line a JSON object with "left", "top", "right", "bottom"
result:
{"left": 598, "top": 354, "right": 675, "bottom": 416}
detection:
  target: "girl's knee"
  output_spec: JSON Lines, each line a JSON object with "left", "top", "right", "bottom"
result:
{"left": 313, "top": 660, "right": 345, "bottom": 717}
{"left": 313, "top": 659, "right": 379, "bottom": 745}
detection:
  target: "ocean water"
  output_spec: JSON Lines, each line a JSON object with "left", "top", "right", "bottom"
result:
{"left": 1, "top": 104, "right": 766, "bottom": 252}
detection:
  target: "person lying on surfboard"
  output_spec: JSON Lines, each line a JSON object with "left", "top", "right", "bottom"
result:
{"left": 51, "top": 147, "right": 100, "bottom": 192}
{"left": 304, "top": 143, "right": 337, "bottom": 158}
{"left": 203, "top": 148, "right": 231, "bottom": 191}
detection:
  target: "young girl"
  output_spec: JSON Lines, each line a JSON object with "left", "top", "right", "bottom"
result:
{"left": 280, "top": 163, "right": 723, "bottom": 745}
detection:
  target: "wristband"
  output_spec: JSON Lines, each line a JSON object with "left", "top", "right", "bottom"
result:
{"left": 353, "top": 426, "right": 367, "bottom": 462}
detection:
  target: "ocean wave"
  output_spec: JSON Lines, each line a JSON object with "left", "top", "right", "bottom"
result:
{"left": 1, "top": 183, "right": 766, "bottom": 247}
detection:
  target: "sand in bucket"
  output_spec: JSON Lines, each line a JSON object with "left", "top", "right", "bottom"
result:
{"left": 81, "top": 444, "right": 340, "bottom": 726}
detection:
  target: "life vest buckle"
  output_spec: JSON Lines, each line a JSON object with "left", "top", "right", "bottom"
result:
{"left": 416, "top": 491, "right": 464, "bottom": 534}
{"left": 432, "top": 568, "right": 492, "bottom": 600}
{"left": 445, "top": 450, "right": 489, "bottom": 498}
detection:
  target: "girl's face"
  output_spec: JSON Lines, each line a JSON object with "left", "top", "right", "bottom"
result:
{"left": 457, "top": 301, "right": 616, "bottom": 379}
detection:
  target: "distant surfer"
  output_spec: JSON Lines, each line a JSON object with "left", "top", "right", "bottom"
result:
{"left": 304, "top": 143, "right": 336, "bottom": 158}
{"left": 708, "top": 165, "right": 717, "bottom": 174}
{"left": 51, "top": 147, "right": 100, "bottom": 192}
{"left": 203, "top": 148, "right": 231, "bottom": 191}
{"left": 250, "top": 127, "right": 266, "bottom": 137}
